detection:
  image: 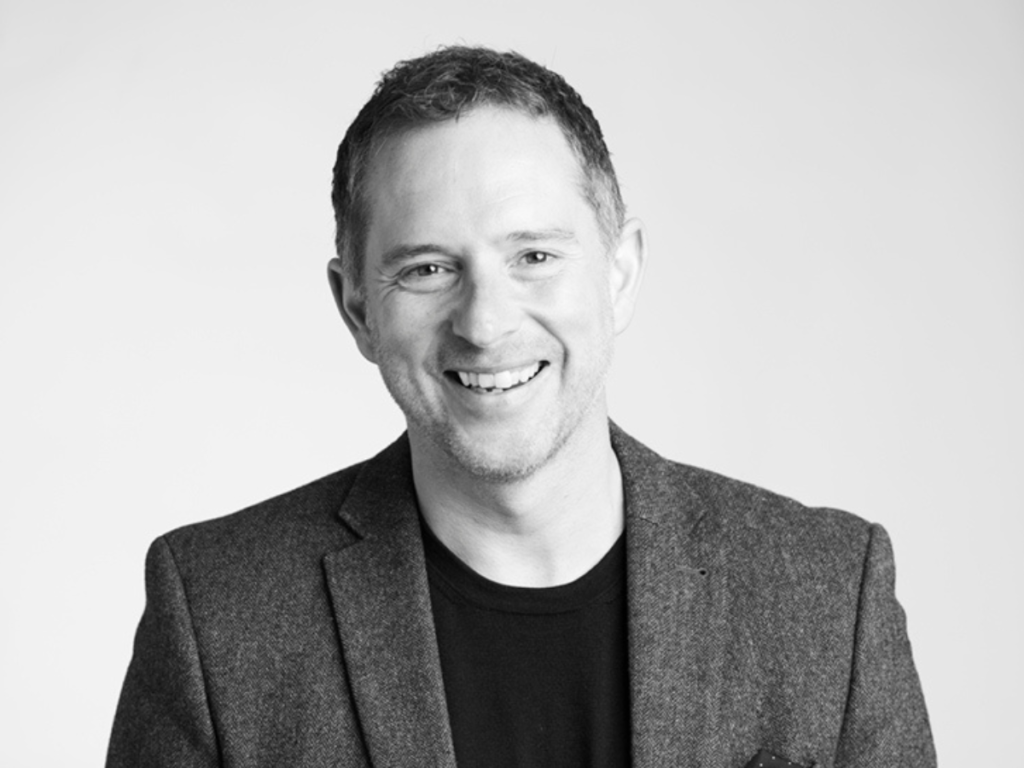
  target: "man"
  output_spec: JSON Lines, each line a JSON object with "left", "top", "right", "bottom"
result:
{"left": 107, "top": 46, "right": 935, "bottom": 767}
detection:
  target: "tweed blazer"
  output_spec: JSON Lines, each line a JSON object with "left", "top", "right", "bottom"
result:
{"left": 107, "top": 425, "right": 935, "bottom": 767}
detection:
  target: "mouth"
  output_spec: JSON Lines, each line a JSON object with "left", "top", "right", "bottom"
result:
{"left": 445, "top": 361, "right": 547, "bottom": 394}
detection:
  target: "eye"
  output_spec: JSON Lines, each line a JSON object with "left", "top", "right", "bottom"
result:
{"left": 513, "top": 250, "right": 561, "bottom": 282}
{"left": 521, "top": 251, "right": 552, "bottom": 265}
{"left": 407, "top": 263, "right": 445, "bottom": 278}
{"left": 395, "top": 262, "right": 458, "bottom": 292}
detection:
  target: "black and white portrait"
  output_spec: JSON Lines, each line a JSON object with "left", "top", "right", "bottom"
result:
{"left": 1, "top": 1, "right": 1021, "bottom": 765}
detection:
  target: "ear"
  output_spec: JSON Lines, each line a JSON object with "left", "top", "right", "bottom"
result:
{"left": 608, "top": 218, "right": 648, "bottom": 335}
{"left": 327, "top": 258, "right": 377, "bottom": 363}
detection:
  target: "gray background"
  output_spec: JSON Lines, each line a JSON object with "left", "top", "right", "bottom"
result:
{"left": 2, "top": 0, "right": 1021, "bottom": 763}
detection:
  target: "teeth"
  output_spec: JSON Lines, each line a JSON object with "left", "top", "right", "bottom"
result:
{"left": 453, "top": 362, "right": 542, "bottom": 392}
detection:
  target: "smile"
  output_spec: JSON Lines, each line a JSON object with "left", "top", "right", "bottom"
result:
{"left": 448, "top": 362, "right": 546, "bottom": 393}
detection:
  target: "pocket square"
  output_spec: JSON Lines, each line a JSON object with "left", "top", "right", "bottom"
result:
{"left": 743, "top": 749, "right": 810, "bottom": 768}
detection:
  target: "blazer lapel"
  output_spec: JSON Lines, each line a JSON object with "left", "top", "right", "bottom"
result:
{"left": 322, "top": 436, "right": 456, "bottom": 768}
{"left": 321, "top": 425, "right": 727, "bottom": 767}
{"left": 614, "top": 425, "right": 728, "bottom": 767}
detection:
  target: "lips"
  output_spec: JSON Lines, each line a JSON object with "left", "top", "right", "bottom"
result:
{"left": 448, "top": 361, "right": 545, "bottom": 393}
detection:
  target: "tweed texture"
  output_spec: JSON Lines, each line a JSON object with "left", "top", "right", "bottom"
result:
{"left": 107, "top": 424, "right": 934, "bottom": 767}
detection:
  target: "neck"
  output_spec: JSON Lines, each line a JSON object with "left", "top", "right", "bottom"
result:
{"left": 410, "top": 411, "right": 624, "bottom": 588}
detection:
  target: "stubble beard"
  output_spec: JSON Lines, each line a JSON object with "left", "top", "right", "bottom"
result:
{"left": 372, "top": 335, "right": 614, "bottom": 485}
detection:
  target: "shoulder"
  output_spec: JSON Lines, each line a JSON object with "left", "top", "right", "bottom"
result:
{"left": 679, "top": 459, "right": 872, "bottom": 553}
{"left": 149, "top": 431, "right": 415, "bottom": 594}
{"left": 150, "top": 432, "right": 414, "bottom": 587}
{"left": 613, "top": 423, "right": 879, "bottom": 580}
{"left": 139, "top": 450, "right": 392, "bottom": 627}
{"left": 161, "top": 461, "right": 364, "bottom": 562}
{"left": 675, "top": 459, "right": 882, "bottom": 593}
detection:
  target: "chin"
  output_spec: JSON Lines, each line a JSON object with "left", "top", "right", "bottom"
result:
{"left": 433, "top": 422, "right": 561, "bottom": 484}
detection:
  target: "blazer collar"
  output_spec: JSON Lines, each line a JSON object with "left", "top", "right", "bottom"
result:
{"left": 612, "top": 423, "right": 728, "bottom": 767}
{"left": 323, "top": 435, "right": 456, "bottom": 768}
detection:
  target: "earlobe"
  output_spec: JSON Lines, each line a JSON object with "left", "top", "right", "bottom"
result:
{"left": 327, "top": 258, "right": 377, "bottom": 363}
{"left": 609, "top": 218, "right": 648, "bottom": 335}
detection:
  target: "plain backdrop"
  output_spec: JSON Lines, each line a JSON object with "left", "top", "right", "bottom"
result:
{"left": 2, "top": 0, "right": 1021, "bottom": 764}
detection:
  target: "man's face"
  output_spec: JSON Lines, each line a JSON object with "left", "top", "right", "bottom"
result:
{"left": 339, "top": 107, "right": 640, "bottom": 481}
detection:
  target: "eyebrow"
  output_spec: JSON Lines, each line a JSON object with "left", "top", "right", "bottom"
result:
{"left": 507, "top": 228, "right": 579, "bottom": 245}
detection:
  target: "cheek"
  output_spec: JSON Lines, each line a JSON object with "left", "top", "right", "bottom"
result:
{"left": 370, "top": 298, "right": 445, "bottom": 362}
{"left": 530, "top": 272, "right": 615, "bottom": 347}
{"left": 556, "top": 264, "right": 614, "bottom": 316}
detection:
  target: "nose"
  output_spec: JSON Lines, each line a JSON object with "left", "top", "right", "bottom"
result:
{"left": 450, "top": 268, "right": 522, "bottom": 348}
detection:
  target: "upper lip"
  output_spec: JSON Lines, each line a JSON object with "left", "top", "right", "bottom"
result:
{"left": 445, "top": 361, "right": 544, "bottom": 374}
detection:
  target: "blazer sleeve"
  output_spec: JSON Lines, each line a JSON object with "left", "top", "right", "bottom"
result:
{"left": 834, "top": 524, "right": 936, "bottom": 767}
{"left": 106, "top": 536, "right": 220, "bottom": 767}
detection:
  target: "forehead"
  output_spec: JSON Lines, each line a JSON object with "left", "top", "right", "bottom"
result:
{"left": 362, "top": 108, "right": 594, "bottom": 248}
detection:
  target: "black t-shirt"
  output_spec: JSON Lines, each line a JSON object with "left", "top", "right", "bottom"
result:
{"left": 423, "top": 520, "right": 630, "bottom": 767}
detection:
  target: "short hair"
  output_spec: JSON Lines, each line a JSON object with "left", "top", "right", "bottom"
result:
{"left": 331, "top": 45, "right": 626, "bottom": 288}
